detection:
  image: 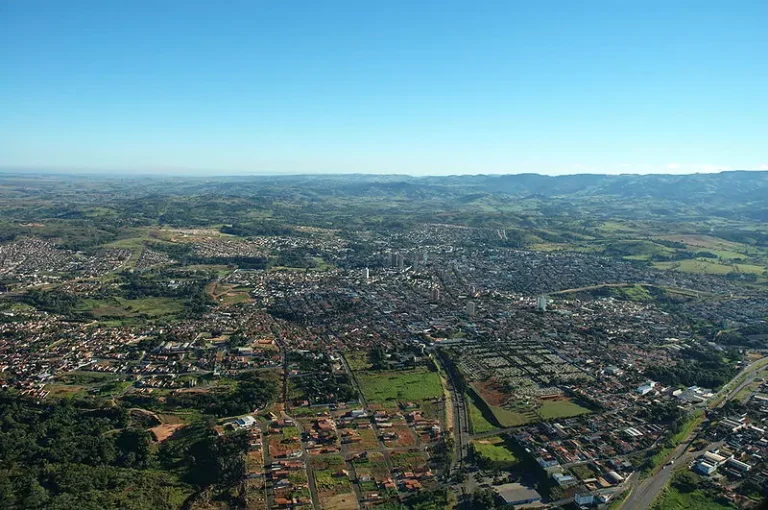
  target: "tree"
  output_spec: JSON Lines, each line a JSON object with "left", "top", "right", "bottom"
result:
{"left": 371, "top": 345, "right": 386, "bottom": 369}
{"left": 21, "top": 479, "right": 48, "bottom": 509}
{"left": 671, "top": 471, "right": 699, "bottom": 493}
{"left": 470, "top": 488, "right": 498, "bottom": 509}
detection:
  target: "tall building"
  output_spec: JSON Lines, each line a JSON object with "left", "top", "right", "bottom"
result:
{"left": 396, "top": 252, "right": 404, "bottom": 269}
{"left": 364, "top": 267, "right": 370, "bottom": 282}
{"left": 431, "top": 288, "right": 440, "bottom": 303}
{"left": 536, "top": 295, "right": 548, "bottom": 312}
{"left": 466, "top": 300, "right": 476, "bottom": 316}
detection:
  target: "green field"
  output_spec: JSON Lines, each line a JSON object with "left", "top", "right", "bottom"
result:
{"left": 613, "top": 284, "right": 654, "bottom": 302}
{"left": 356, "top": 368, "right": 443, "bottom": 404}
{"left": 603, "top": 239, "right": 677, "bottom": 260}
{"left": 485, "top": 403, "right": 536, "bottom": 427}
{"left": 466, "top": 392, "right": 498, "bottom": 434}
{"left": 345, "top": 351, "right": 372, "bottom": 371}
{"left": 537, "top": 399, "right": 592, "bottom": 419}
{"left": 655, "top": 259, "right": 766, "bottom": 276}
{"left": 652, "top": 484, "right": 734, "bottom": 510}
{"left": 77, "top": 297, "right": 185, "bottom": 318}
{"left": 471, "top": 436, "right": 518, "bottom": 469}
{"left": 314, "top": 470, "right": 352, "bottom": 491}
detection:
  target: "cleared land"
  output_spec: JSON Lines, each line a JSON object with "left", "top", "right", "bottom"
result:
{"left": 77, "top": 296, "right": 184, "bottom": 318}
{"left": 356, "top": 368, "right": 443, "bottom": 404}
{"left": 537, "top": 398, "right": 592, "bottom": 420}
{"left": 471, "top": 436, "right": 518, "bottom": 469}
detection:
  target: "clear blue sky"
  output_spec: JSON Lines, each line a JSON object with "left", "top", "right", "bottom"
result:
{"left": 1, "top": 0, "right": 766, "bottom": 175}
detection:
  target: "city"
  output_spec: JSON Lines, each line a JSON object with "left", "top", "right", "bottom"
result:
{"left": 1, "top": 173, "right": 767, "bottom": 509}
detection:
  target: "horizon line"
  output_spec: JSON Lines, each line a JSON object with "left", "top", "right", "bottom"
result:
{"left": 0, "top": 166, "right": 766, "bottom": 180}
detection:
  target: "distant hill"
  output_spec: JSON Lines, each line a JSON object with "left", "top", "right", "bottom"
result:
{"left": 1, "top": 169, "right": 767, "bottom": 221}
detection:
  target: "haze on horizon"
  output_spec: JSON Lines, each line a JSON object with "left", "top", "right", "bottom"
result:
{"left": 1, "top": 1, "right": 766, "bottom": 177}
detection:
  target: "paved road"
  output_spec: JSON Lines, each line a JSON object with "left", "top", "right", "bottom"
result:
{"left": 621, "top": 442, "right": 699, "bottom": 510}
{"left": 621, "top": 358, "right": 768, "bottom": 509}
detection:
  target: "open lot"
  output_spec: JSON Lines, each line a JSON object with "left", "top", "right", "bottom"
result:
{"left": 471, "top": 435, "right": 519, "bottom": 469}
{"left": 77, "top": 296, "right": 185, "bottom": 318}
{"left": 537, "top": 397, "right": 592, "bottom": 420}
{"left": 356, "top": 367, "right": 443, "bottom": 405}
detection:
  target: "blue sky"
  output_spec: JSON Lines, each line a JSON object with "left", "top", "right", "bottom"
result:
{"left": 1, "top": 1, "right": 766, "bottom": 176}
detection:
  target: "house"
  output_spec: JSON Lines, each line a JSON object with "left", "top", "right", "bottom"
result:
{"left": 574, "top": 493, "right": 596, "bottom": 506}
{"left": 552, "top": 472, "right": 577, "bottom": 487}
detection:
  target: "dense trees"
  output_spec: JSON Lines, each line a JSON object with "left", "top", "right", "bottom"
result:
{"left": 0, "top": 395, "right": 187, "bottom": 509}
{"left": 20, "top": 290, "right": 81, "bottom": 316}
{"left": 645, "top": 347, "right": 737, "bottom": 389}
{"left": 470, "top": 488, "right": 499, "bottom": 509}
{"left": 0, "top": 393, "right": 254, "bottom": 510}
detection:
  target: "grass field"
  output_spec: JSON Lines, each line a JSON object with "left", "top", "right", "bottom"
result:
{"left": 537, "top": 399, "right": 592, "bottom": 420}
{"left": 466, "top": 392, "right": 498, "bottom": 434}
{"left": 652, "top": 484, "right": 734, "bottom": 510}
{"left": 611, "top": 284, "right": 654, "bottom": 302}
{"left": 486, "top": 403, "right": 535, "bottom": 427}
{"left": 78, "top": 296, "right": 185, "bottom": 318}
{"left": 345, "top": 351, "right": 372, "bottom": 371}
{"left": 356, "top": 368, "right": 443, "bottom": 404}
{"left": 45, "top": 384, "right": 87, "bottom": 399}
{"left": 471, "top": 436, "right": 518, "bottom": 469}
{"left": 654, "top": 259, "right": 766, "bottom": 276}
{"left": 315, "top": 470, "right": 352, "bottom": 491}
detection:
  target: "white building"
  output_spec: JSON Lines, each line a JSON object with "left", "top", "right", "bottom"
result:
{"left": 636, "top": 381, "right": 657, "bottom": 395}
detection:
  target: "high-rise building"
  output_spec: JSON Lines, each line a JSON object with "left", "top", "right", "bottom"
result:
{"left": 467, "top": 300, "right": 476, "bottom": 316}
{"left": 431, "top": 288, "right": 440, "bottom": 302}
{"left": 364, "top": 267, "right": 370, "bottom": 282}
{"left": 536, "top": 295, "right": 548, "bottom": 312}
{"left": 397, "top": 252, "right": 404, "bottom": 269}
